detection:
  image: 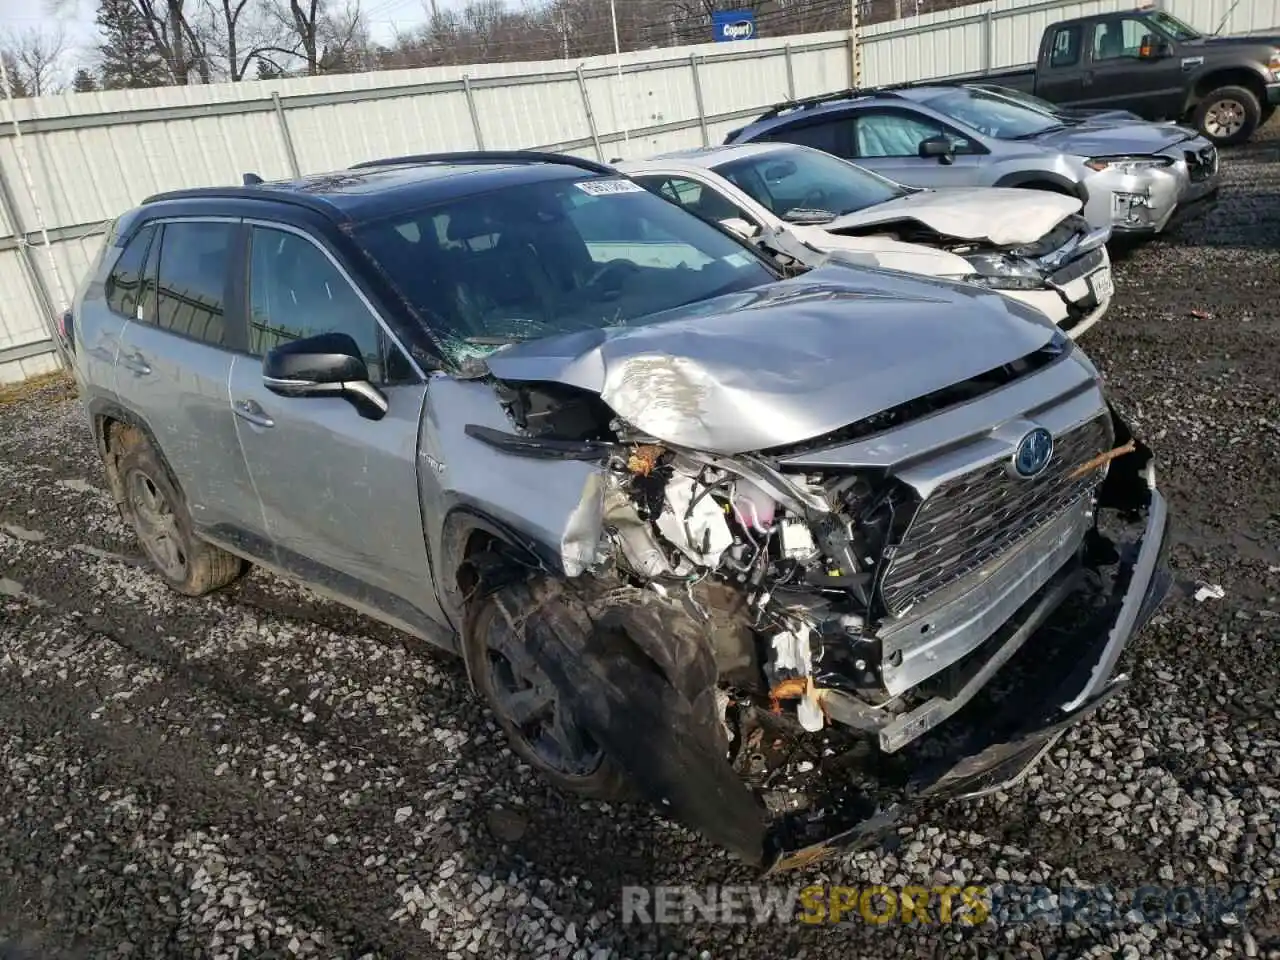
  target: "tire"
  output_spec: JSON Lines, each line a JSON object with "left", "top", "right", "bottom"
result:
{"left": 1193, "top": 85, "right": 1261, "bottom": 146}
{"left": 465, "top": 586, "right": 629, "bottom": 800}
{"left": 112, "top": 427, "right": 248, "bottom": 596}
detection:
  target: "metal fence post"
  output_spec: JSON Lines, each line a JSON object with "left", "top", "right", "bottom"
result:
{"left": 784, "top": 43, "right": 796, "bottom": 100}
{"left": 689, "top": 52, "right": 709, "bottom": 148}
{"left": 982, "top": 10, "right": 995, "bottom": 75}
{"left": 849, "top": 1, "right": 862, "bottom": 89}
{"left": 462, "top": 75, "right": 486, "bottom": 149}
{"left": 576, "top": 64, "right": 604, "bottom": 161}
{"left": 0, "top": 163, "right": 65, "bottom": 367}
{"left": 271, "top": 91, "right": 301, "bottom": 178}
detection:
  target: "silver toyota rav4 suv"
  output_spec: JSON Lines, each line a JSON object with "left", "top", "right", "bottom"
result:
{"left": 66, "top": 151, "right": 1172, "bottom": 871}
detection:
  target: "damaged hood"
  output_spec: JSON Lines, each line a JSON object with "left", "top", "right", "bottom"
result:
{"left": 483, "top": 265, "right": 1059, "bottom": 455}
{"left": 824, "top": 188, "right": 1080, "bottom": 246}
{"left": 1029, "top": 119, "right": 1197, "bottom": 156}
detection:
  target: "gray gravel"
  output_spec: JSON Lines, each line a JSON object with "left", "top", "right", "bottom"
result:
{"left": 2, "top": 118, "right": 1279, "bottom": 959}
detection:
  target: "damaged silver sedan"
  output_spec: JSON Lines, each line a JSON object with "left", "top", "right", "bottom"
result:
{"left": 70, "top": 152, "right": 1172, "bottom": 873}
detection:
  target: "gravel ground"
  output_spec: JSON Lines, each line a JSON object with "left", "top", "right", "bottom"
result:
{"left": 1, "top": 120, "right": 1278, "bottom": 960}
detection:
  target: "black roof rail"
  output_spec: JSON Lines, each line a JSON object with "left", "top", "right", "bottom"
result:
{"left": 243, "top": 172, "right": 265, "bottom": 185}
{"left": 349, "top": 150, "right": 617, "bottom": 176}
{"left": 753, "top": 84, "right": 911, "bottom": 122}
{"left": 139, "top": 185, "right": 346, "bottom": 219}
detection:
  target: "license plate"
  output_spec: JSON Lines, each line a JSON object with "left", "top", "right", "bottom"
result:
{"left": 1088, "top": 267, "right": 1115, "bottom": 303}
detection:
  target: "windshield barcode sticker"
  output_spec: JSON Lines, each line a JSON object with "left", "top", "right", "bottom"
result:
{"left": 575, "top": 179, "right": 646, "bottom": 196}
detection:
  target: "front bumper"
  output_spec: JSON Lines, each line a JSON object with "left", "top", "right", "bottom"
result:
{"left": 1081, "top": 140, "right": 1222, "bottom": 236}
{"left": 768, "top": 481, "right": 1172, "bottom": 873}
{"left": 1001, "top": 242, "right": 1113, "bottom": 339}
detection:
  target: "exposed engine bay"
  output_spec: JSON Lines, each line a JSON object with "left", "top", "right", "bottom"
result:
{"left": 460, "top": 273, "right": 1170, "bottom": 871}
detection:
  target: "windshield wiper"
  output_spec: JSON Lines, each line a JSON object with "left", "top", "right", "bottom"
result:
{"left": 464, "top": 335, "right": 529, "bottom": 345}
{"left": 1010, "top": 124, "right": 1067, "bottom": 139}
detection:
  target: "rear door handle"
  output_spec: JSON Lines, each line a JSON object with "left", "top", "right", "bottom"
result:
{"left": 120, "top": 352, "right": 151, "bottom": 376}
{"left": 233, "top": 399, "right": 275, "bottom": 428}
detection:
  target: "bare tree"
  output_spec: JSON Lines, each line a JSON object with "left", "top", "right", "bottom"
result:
{"left": 198, "top": 0, "right": 294, "bottom": 80}
{"left": 0, "top": 26, "right": 69, "bottom": 97}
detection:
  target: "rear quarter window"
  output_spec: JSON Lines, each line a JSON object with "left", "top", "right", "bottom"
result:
{"left": 104, "top": 224, "right": 156, "bottom": 320}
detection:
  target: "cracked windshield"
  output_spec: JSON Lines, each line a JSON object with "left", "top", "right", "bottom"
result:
{"left": 353, "top": 176, "right": 775, "bottom": 351}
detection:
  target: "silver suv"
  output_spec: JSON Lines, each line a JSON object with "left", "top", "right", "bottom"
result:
{"left": 728, "top": 83, "right": 1221, "bottom": 238}
{"left": 66, "top": 151, "right": 1172, "bottom": 871}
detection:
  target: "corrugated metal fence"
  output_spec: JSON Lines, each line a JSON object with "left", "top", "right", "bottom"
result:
{"left": 1, "top": 0, "right": 1277, "bottom": 382}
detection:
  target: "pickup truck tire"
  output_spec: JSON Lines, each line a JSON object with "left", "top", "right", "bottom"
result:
{"left": 113, "top": 427, "right": 249, "bottom": 596}
{"left": 466, "top": 585, "right": 630, "bottom": 801}
{"left": 1193, "top": 85, "right": 1261, "bottom": 146}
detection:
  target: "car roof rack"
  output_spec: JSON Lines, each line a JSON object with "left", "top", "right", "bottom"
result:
{"left": 349, "top": 150, "right": 617, "bottom": 176}
{"left": 753, "top": 84, "right": 914, "bottom": 122}
{"left": 243, "top": 172, "right": 265, "bottom": 186}
{"left": 140, "top": 185, "right": 344, "bottom": 218}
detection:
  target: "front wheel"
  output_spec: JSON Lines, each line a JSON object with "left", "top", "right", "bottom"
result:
{"left": 465, "top": 586, "right": 629, "bottom": 800}
{"left": 1193, "top": 86, "right": 1261, "bottom": 146}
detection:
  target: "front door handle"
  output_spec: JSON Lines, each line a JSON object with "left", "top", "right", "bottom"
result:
{"left": 120, "top": 351, "right": 151, "bottom": 376}
{"left": 233, "top": 399, "right": 275, "bottom": 428}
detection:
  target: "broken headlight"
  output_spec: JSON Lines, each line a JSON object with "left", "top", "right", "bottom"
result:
{"left": 962, "top": 253, "right": 1047, "bottom": 291}
{"left": 1084, "top": 155, "right": 1174, "bottom": 175}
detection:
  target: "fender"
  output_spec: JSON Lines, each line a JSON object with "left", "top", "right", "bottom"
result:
{"left": 86, "top": 395, "right": 181, "bottom": 518}
{"left": 1182, "top": 62, "right": 1273, "bottom": 114}
{"left": 438, "top": 502, "right": 564, "bottom": 615}
{"left": 993, "top": 170, "right": 1086, "bottom": 203}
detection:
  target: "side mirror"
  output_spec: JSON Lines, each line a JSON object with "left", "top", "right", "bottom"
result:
{"left": 718, "top": 216, "right": 758, "bottom": 239}
{"left": 1138, "top": 36, "right": 1172, "bottom": 58}
{"left": 918, "top": 135, "right": 956, "bottom": 165}
{"left": 262, "top": 331, "right": 389, "bottom": 421}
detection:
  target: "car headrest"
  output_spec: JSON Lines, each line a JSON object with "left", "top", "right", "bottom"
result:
{"left": 445, "top": 206, "right": 499, "bottom": 242}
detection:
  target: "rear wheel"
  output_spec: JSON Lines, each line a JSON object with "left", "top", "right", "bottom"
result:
{"left": 1193, "top": 86, "right": 1261, "bottom": 146}
{"left": 112, "top": 427, "right": 248, "bottom": 596}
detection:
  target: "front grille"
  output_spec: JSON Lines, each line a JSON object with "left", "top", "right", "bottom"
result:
{"left": 1049, "top": 246, "right": 1105, "bottom": 287}
{"left": 878, "top": 414, "right": 1115, "bottom": 617}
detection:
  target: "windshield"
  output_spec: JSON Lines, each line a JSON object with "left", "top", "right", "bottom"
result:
{"left": 711, "top": 146, "right": 904, "bottom": 219}
{"left": 1148, "top": 11, "right": 1200, "bottom": 41}
{"left": 971, "top": 84, "right": 1070, "bottom": 119}
{"left": 353, "top": 176, "right": 776, "bottom": 351}
{"left": 921, "top": 88, "right": 1065, "bottom": 139}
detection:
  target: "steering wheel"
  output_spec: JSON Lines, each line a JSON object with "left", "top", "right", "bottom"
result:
{"left": 584, "top": 258, "right": 640, "bottom": 294}
{"left": 799, "top": 186, "right": 830, "bottom": 209}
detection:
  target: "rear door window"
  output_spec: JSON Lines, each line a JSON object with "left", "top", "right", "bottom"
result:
{"left": 105, "top": 224, "right": 156, "bottom": 319}
{"left": 154, "top": 220, "right": 237, "bottom": 348}
{"left": 762, "top": 116, "right": 852, "bottom": 157}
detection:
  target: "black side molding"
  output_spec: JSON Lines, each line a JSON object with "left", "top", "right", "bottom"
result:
{"left": 464, "top": 423, "right": 613, "bottom": 461}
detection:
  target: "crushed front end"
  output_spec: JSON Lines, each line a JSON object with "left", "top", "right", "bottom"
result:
{"left": 463, "top": 271, "right": 1177, "bottom": 870}
{"left": 828, "top": 212, "right": 1115, "bottom": 339}
{"left": 468, "top": 328, "right": 1173, "bottom": 873}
